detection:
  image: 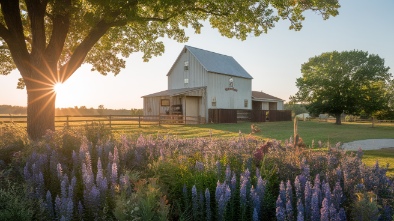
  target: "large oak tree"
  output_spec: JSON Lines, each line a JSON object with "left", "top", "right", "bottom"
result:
{"left": 0, "top": 0, "right": 340, "bottom": 139}
{"left": 292, "top": 50, "right": 392, "bottom": 125}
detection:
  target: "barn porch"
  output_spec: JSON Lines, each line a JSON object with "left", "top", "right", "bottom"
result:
{"left": 142, "top": 87, "right": 206, "bottom": 124}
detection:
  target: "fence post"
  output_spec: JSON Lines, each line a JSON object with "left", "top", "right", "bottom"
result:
{"left": 109, "top": 115, "right": 112, "bottom": 128}
{"left": 66, "top": 115, "right": 69, "bottom": 127}
{"left": 138, "top": 115, "right": 141, "bottom": 128}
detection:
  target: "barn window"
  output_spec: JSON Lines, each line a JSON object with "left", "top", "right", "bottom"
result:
{"left": 184, "top": 61, "right": 189, "bottom": 70}
{"left": 212, "top": 97, "right": 216, "bottom": 107}
{"left": 244, "top": 99, "right": 248, "bottom": 108}
{"left": 161, "top": 99, "right": 170, "bottom": 106}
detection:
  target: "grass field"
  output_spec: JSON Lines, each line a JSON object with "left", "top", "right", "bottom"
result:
{"left": 112, "top": 120, "right": 393, "bottom": 145}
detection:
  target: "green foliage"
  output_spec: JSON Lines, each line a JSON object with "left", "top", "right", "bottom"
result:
{"left": 293, "top": 50, "right": 392, "bottom": 124}
{"left": 114, "top": 178, "right": 170, "bottom": 221}
{"left": 284, "top": 103, "right": 308, "bottom": 116}
{"left": 84, "top": 121, "right": 112, "bottom": 147}
{"left": 351, "top": 192, "right": 380, "bottom": 221}
{"left": 0, "top": 181, "right": 44, "bottom": 220}
{"left": 0, "top": 123, "right": 29, "bottom": 164}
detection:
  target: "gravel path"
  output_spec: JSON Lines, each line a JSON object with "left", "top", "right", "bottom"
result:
{"left": 341, "top": 139, "right": 394, "bottom": 151}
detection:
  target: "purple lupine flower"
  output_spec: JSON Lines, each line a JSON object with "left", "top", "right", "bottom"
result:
{"left": 72, "top": 150, "right": 78, "bottom": 171}
{"left": 332, "top": 181, "right": 343, "bottom": 210}
{"left": 329, "top": 203, "right": 339, "bottom": 221}
{"left": 65, "top": 198, "right": 73, "bottom": 221}
{"left": 296, "top": 199, "right": 304, "bottom": 221}
{"left": 85, "top": 152, "right": 93, "bottom": 176}
{"left": 256, "top": 176, "right": 266, "bottom": 207}
{"left": 320, "top": 198, "right": 330, "bottom": 221}
{"left": 57, "top": 163, "right": 63, "bottom": 180}
{"left": 240, "top": 179, "right": 248, "bottom": 208}
{"left": 46, "top": 190, "right": 54, "bottom": 218}
{"left": 294, "top": 176, "right": 302, "bottom": 203}
{"left": 216, "top": 161, "right": 222, "bottom": 175}
{"left": 55, "top": 195, "right": 61, "bottom": 219}
{"left": 336, "top": 167, "right": 342, "bottom": 181}
{"left": 119, "top": 174, "right": 130, "bottom": 191}
{"left": 111, "top": 162, "right": 118, "bottom": 185}
{"left": 61, "top": 178, "right": 68, "bottom": 199}
{"left": 286, "top": 199, "right": 294, "bottom": 221}
{"left": 311, "top": 192, "right": 320, "bottom": 221}
{"left": 230, "top": 173, "right": 237, "bottom": 193}
{"left": 322, "top": 182, "right": 331, "bottom": 206}
{"left": 286, "top": 180, "right": 293, "bottom": 206}
{"left": 82, "top": 162, "right": 93, "bottom": 189}
{"left": 225, "top": 164, "right": 231, "bottom": 183}
{"left": 84, "top": 185, "right": 100, "bottom": 215}
{"left": 68, "top": 182, "right": 74, "bottom": 201}
{"left": 304, "top": 181, "right": 312, "bottom": 220}
{"left": 217, "top": 184, "right": 231, "bottom": 221}
{"left": 205, "top": 188, "right": 211, "bottom": 221}
{"left": 255, "top": 168, "right": 260, "bottom": 180}
{"left": 23, "top": 162, "right": 31, "bottom": 181}
{"left": 338, "top": 208, "right": 346, "bottom": 221}
{"left": 195, "top": 161, "right": 205, "bottom": 172}
{"left": 313, "top": 174, "right": 322, "bottom": 210}
{"left": 278, "top": 181, "right": 286, "bottom": 209}
{"left": 77, "top": 201, "right": 83, "bottom": 220}
{"left": 216, "top": 180, "right": 222, "bottom": 203}
{"left": 253, "top": 208, "right": 259, "bottom": 221}
{"left": 250, "top": 186, "right": 260, "bottom": 220}
{"left": 36, "top": 171, "right": 45, "bottom": 198}
{"left": 276, "top": 196, "right": 286, "bottom": 221}
{"left": 192, "top": 185, "right": 199, "bottom": 220}
{"left": 113, "top": 146, "right": 119, "bottom": 165}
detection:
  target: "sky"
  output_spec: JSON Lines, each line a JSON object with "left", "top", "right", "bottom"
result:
{"left": 1, "top": 0, "right": 393, "bottom": 110}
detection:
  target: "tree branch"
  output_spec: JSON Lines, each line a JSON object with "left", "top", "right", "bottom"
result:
{"left": 45, "top": 0, "right": 71, "bottom": 67}
{"left": 59, "top": 20, "right": 111, "bottom": 82}
{"left": 25, "top": 0, "right": 47, "bottom": 55}
{"left": 0, "top": 0, "right": 30, "bottom": 73}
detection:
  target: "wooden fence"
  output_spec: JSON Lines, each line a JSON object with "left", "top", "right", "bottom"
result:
{"left": 0, "top": 114, "right": 203, "bottom": 129}
{"left": 208, "top": 109, "right": 292, "bottom": 123}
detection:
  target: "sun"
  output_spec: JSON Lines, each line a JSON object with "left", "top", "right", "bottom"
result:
{"left": 53, "top": 82, "right": 65, "bottom": 94}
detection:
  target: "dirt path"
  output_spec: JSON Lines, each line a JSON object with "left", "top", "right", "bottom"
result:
{"left": 341, "top": 139, "right": 394, "bottom": 151}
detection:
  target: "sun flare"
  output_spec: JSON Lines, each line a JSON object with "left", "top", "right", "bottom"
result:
{"left": 53, "top": 83, "right": 65, "bottom": 94}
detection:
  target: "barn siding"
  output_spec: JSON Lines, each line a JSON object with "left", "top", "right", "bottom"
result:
{"left": 207, "top": 72, "right": 251, "bottom": 110}
{"left": 168, "top": 49, "right": 207, "bottom": 89}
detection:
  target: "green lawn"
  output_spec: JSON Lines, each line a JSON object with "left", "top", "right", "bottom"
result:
{"left": 115, "top": 121, "right": 393, "bottom": 146}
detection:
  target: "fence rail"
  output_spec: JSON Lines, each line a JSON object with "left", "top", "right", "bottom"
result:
{"left": 208, "top": 109, "right": 292, "bottom": 123}
{"left": 0, "top": 114, "right": 202, "bottom": 129}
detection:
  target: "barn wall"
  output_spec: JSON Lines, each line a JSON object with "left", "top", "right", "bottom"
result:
{"left": 168, "top": 49, "right": 207, "bottom": 89}
{"left": 207, "top": 72, "right": 252, "bottom": 110}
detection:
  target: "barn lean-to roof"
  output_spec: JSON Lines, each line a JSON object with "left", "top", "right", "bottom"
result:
{"left": 142, "top": 86, "right": 206, "bottom": 98}
{"left": 167, "top": 45, "right": 253, "bottom": 79}
{"left": 252, "top": 91, "right": 284, "bottom": 102}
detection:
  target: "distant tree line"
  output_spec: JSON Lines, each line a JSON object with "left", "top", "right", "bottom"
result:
{"left": 0, "top": 105, "right": 143, "bottom": 116}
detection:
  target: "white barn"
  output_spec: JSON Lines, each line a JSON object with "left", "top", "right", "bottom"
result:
{"left": 142, "top": 45, "right": 284, "bottom": 123}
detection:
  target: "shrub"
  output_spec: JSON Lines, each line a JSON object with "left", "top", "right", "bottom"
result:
{"left": 0, "top": 123, "right": 29, "bottom": 164}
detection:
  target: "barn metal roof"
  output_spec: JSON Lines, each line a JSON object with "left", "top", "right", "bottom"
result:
{"left": 252, "top": 91, "right": 284, "bottom": 101}
{"left": 142, "top": 87, "right": 206, "bottom": 97}
{"left": 186, "top": 45, "right": 253, "bottom": 79}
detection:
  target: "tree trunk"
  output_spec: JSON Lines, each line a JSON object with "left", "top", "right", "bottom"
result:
{"left": 26, "top": 82, "right": 56, "bottom": 140}
{"left": 335, "top": 113, "right": 342, "bottom": 125}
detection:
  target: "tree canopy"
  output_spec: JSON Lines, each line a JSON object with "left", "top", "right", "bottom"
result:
{"left": 0, "top": 0, "right": 340, "bottom": 139}
{"left": 292, "top": 50, "right": 392, "bottom": 124}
